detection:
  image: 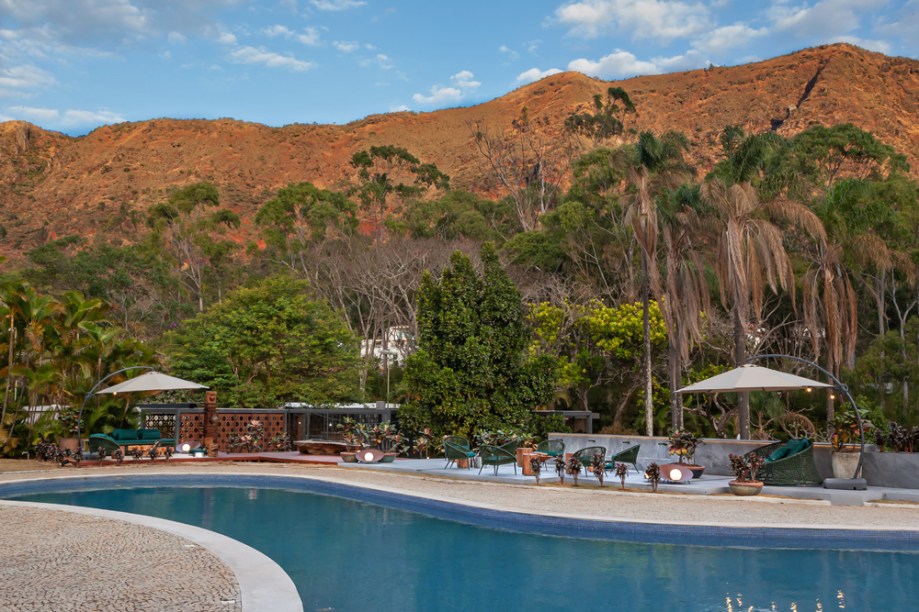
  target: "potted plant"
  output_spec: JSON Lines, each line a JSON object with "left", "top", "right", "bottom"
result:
{"left": 591, "top": 453, "right": 605, "bottom": 487}
{"left": 831, "top": 406, "right": 873, "bottom": 479}
{"left": 645, "top": 462, "right": 661, "bottom": 492}
{"left": 614, "top": 462, "right": 629, "bottom": 490}
{"left": 336, "top": 417, "right": 360, "bottom": 462}
{"left": 668, "top": 429, "right": 705, "bottom": 478}
{"left": 56, "top": 407, "right": 83, "bottom": 453}
{"left": 727, "top": 452, "right": 766, "bottom": 496}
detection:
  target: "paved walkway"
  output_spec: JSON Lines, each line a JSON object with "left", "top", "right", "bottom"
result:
{"left": 2, "top": 457, "right": 919, "bottom": 610}
{"left": 0, "top": 503, "right": 242, "bottom": 612}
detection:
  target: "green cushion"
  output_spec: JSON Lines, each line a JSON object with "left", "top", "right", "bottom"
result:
{"left": 111, "top": 429, "right": 137, "bottom": 441}
{"left": 766, "top": 446, "right": 790, "bottom": 462}
{"left": 139, "top": 429, "right": 161, "bottom": 440}
{"left": 786, "top": 438, "right": 810, "bottom": 454}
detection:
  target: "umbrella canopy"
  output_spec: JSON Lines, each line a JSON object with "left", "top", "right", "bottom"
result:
{"left": 95, "top": 371, "right": 209, "bottom": 395}
{"left": 677, "top": 364, "right": 831, "bottom": 394}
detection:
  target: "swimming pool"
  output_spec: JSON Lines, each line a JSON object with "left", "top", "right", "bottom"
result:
{"left": 5, "top": 474, "right": 919, "bottom": 611}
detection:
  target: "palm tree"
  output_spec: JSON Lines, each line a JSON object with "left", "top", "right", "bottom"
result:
{"left": 703, "top": 180, "right": 825, "bottom": 438}
{"left": 624, "top": 131, "right": 693, "bottom": 436}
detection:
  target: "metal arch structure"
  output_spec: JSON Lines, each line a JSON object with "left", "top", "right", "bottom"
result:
{"left": 747, "top": 353, "right": 866, "bottom": 483}
{"left": 75, "top": 365, "right": 155, "bottom": 448}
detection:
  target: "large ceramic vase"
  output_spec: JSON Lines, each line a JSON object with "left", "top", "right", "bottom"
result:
{"left": 728, "top": 480, "right": 764, "bottom": 496}
{"left": 831, "top": 450, "right": 860, "bottom": 479}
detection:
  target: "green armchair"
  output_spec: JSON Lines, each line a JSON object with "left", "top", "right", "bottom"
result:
{"left": 443, "top": 435, "right": 476, "bottom": 469}
{"left": 536, "top": 439, "right": 565, "bottom": 457}
{"left": 572, "top": 446, "right": 606, "bottom": 468}
{"left": 744, "top": 438, "right": 822, "bottom": 486}
{"left": 605, "top": 443, "right": 641, "bottom": 474}
{"left": 478, "top": 444, "right": 517, "bottom": 476}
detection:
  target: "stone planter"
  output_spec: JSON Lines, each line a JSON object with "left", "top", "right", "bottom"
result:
{"left": 686, "top": 465, "right": 705, "bottom": 479}
{"left": 832, "top": 450, "right": 860, "bottom": 479}
{"left": 380, "top": 453, "right": 397, "bottom": 463}
{"left": 339, "top": 451, "right": 357, "bottom": 463}
{"left": 728, "top": 480, "right": 764, "bottom": 496}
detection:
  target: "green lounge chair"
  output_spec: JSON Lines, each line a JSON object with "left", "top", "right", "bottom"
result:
{"left": 605, "top": 443, "right": 641, "bottom": 474}
{"left": 478, "top": 444, "right": 517, "bottom": 476}
{"left": 444, "top": 435, "right": 476, "bottom": 469}
{"left": 744, "top": 438, "right": 822, "bottom": 486}
{"left": 536, "top": 439, "right": 565, "bottom": 457}
{"left": 572, "top": 446, "right": 606, "bottom": 468}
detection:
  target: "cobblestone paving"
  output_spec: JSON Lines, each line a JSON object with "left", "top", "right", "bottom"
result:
{"left": 0, "top": 505, "right": 242, "bottom": 612}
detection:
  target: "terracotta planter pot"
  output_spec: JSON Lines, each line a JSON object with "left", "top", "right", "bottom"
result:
{"left": 728, "top": 480, "right": 764, "bottom": 496}
{"left": 58, "top": 437, "right": 81, "bottom": 453}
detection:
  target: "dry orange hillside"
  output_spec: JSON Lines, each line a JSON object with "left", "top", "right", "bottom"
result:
{"left": 0, "top": 43, "right": 916, "bottom": 261}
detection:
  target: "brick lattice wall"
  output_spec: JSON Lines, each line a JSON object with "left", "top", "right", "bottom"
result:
{"left": 178, "top": 412, "right": 285, "bottom": 450}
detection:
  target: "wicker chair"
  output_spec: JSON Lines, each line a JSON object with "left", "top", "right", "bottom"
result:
{"left": 605, "top": 444, "right": 641, "bottom": 474}
{"left": 572, "top": 446, "right": 606, "bottom": 468}
{"left": 478, "top": 444, "right": 517, "bottom": 475}
{"left": 443, "top": 435, "right": 476, "bottom": 469}
{"left": 536, "top": 439, "right": 565, "bottom": 457}
{"left": 744, "top": 438, "right": 822, "bottom": 486}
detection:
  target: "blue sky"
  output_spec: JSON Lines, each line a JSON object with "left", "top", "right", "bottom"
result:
{"left": 1, "top": 0, "right": 916, "bottom": 135}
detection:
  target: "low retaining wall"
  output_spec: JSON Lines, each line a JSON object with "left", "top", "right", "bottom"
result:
{"left": 549, "top": 433, "right": 919, "bottom": 489}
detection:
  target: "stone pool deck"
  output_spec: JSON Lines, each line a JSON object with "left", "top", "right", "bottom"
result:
{"left": 1, "top": 458, "right": 919, "bottom": 610}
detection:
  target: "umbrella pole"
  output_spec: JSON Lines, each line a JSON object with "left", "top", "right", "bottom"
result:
{"left": 76, "top": 366, "right": 155, "bottom": 450}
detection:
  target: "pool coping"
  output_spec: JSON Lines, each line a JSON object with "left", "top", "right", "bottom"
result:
{"left": 0, "top": 497, "right": 303, "bottom": 612}
{"left": 3, "top": 471, "right": 918, "bottom": 554}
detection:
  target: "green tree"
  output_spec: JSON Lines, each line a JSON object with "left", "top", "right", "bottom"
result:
{"left": 164, "top": 275, "right": 359, "bottom": 407}
{"left": 403, "top": 245, "right": 553, "bottom": 440}
{"left": 350, "top": 145, "right": 449, "bottom": 237}
{"left": 565, "top": 87, "right": 636, "bottom": 146}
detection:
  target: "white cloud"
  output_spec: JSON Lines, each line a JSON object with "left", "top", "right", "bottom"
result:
{"left": 499, "top": 44, "right": 519, "bottom": 60}
{"left": 451, "top": 70, "right": 480, "bottom": 90}
{"left": 0, "top": 64, "right": 56, "bottom": 96}
{"left": 61, "top": 108, "right": 125, "bottom": 126}
{"left": 167, "top": 31, "right": 186, "bottom": 45}
{"left": 412, "top": 86, "right": 462, "bottom": 105}
{"left": 229, "top": 46, "right": 315, "bottom": 71}
{"left": 831, "top": 35, "right": 892, "bottom": 54}
{"left": 264, "top": 24, "right": 322, "bottom": 46}
{"left": 216, "top": 30, "right": 237, "bottom": 45}
{"left": 7, "top": 105, "right": 59, "bottom": 121}
{"left": 333, "top": 40, "right": 359, "bottom": 52}
{"left": 5, "top": 104, "right": 125, "bottom": 127}
{"left": 389, "top": 104, "right": 410, "bottom": 112}
{"left": 555, "top": 0, "right": 711, "bottom": 42}
{"left": 360, "top": 53, "right": 393, "bottom": 70}
{"left": 567, "top": 50, "right": 661, "bottom": 78}
{"left": 515, "top": 67, "right": 562, "bottom": 84}
{"left": 309, "top": 0, "right": 366, "bottom": 10}
{"left": 767, "top": 0, "right": 883, "bottom": 39}
{"left": 691, "top": 23, "right": 768, "bottom": 55}
{"left": 412, "top": 70, "right": 480, "bottom": 106}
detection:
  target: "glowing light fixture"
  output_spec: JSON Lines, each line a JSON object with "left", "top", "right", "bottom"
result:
{"left": 363, "top": 451, "right": 375, "bottom": 462}
{"left": 181, "top": 443, "right": 191, "bottom": 453}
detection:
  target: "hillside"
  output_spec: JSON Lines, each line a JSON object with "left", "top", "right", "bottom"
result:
{"left": 0, "top": 43, "right": 916, "bottom": 260}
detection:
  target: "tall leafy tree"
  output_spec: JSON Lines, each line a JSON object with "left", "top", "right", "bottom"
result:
{"left": 624, "top": 131, "right": 693, "bottom": 436}
{"left": 402, "top": 244, "right": 553, "bottom": 439}
{"left": 702, "top": 181, "right": 825, "bottom": 438}
{"left": 164, "top": 275, "right": 359, "bottom": 407}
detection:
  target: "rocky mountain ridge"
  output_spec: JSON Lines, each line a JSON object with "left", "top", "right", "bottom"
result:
{"left": 0, "top": 43, "right": 916, "bottom": 260}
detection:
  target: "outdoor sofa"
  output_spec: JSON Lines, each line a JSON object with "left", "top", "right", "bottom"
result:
{"left": 89, "top": 428, "right": 175, "bottom": 455}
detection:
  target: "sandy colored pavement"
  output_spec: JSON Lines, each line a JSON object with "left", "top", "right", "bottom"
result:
{"left": 2, "top": 460, "right": 918, "bottom": 532}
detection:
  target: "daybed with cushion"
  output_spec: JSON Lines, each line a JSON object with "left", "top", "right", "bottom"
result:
{"left": 89, "top": 428, "right": 176, "bottom": 455}
{"left": 744, "top": 438, "right": 822, "bottom": 486}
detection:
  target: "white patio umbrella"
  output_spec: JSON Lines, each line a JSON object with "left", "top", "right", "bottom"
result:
{"left": 677, "top": 364, "right": 831, "bottom": 394}
{"left": 95, "top": 371, "right": 209, "bottom": 395}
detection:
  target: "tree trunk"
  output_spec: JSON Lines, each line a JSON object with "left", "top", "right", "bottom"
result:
{"left": 669, "top": 342, "right": 682, "bottom": 431}
{"left": 733, "top": 306, "right": 750, "bottom": 439}
{"left": 642, "top": 254, "right": 653, "bottom": 437}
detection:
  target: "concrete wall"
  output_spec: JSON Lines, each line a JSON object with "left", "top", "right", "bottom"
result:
{"left": 549, "top": 433, "right": 919, "bottom": 488}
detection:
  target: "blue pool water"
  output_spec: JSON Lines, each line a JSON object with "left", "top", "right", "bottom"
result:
{"left": 10, "top": 480, "right": 919, "bottom": 612}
